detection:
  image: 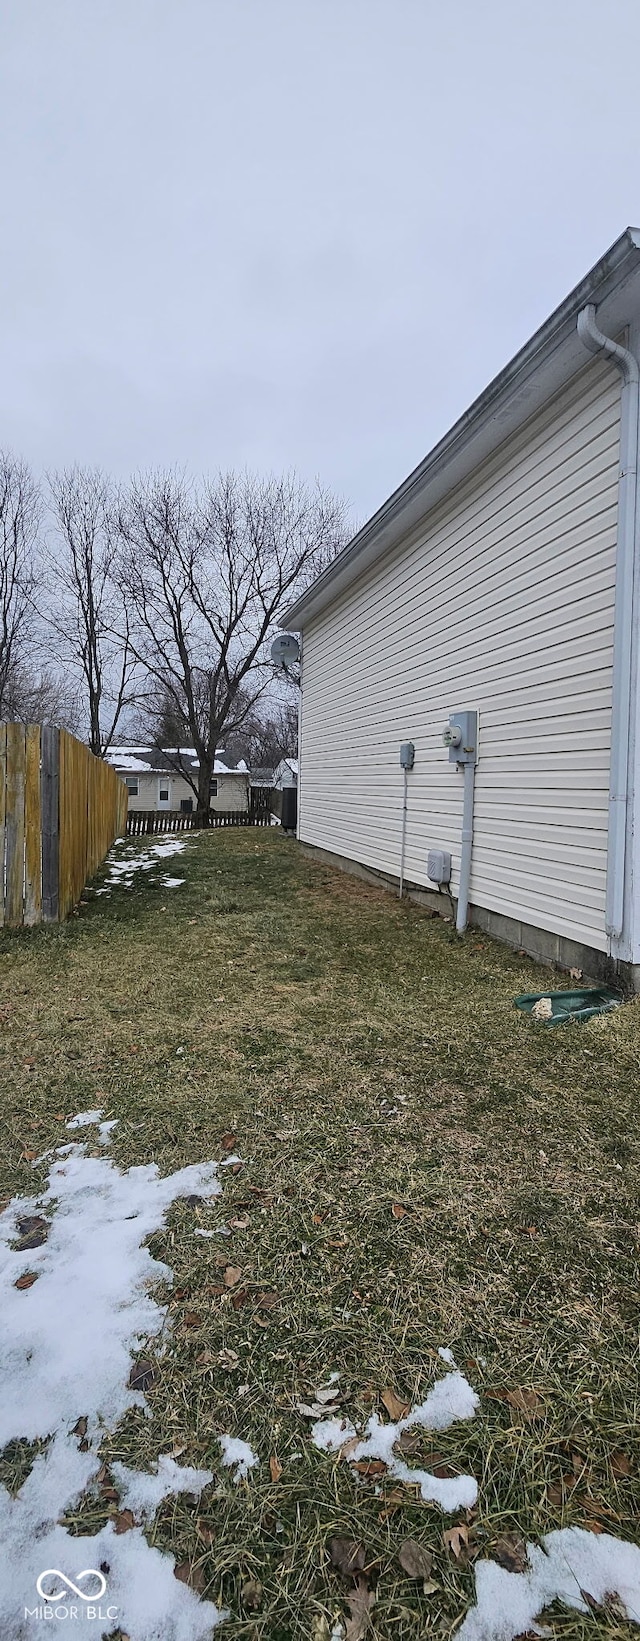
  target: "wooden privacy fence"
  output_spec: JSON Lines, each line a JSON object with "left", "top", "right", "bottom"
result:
{"left": 127, "top": 806, "right": 272, "bottom": 836}
{"left": 0, "top": 723, "right": 128, "bottom": 926}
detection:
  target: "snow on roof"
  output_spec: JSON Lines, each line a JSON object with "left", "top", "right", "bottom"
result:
{"left": 106, "top": 747, "right": 244, "bottom": 777}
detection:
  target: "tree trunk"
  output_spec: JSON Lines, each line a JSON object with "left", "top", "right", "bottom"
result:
{"left": 197, "top": 760, "right": 213, "bottom": 827}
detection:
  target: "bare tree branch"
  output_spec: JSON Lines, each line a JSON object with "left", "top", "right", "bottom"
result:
{"left": 44, "top": 466, "right": 137, "bottom": 755}
{"left": 116, "top": 469, "right": 347, "bottom": 818}
{"left": 0, "top": 453, "right": 41, "bottom": 715}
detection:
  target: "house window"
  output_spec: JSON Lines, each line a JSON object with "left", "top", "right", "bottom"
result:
{"left": 210, "top": 778, "right": 218, "bottom": 797}
{"left": 181, "top": 798, "right": 193, "bottom": 813}
{"left": 158, "top": 779, "right": 171, "bottom": 808}
{"left": 125, "top": 777, "right": 139, "bottom": 796}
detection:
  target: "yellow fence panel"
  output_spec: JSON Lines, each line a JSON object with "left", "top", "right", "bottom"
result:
{"left": 0, "top": 723, "right": 127, "bottom": 926}
{"left": 24, "top": 724, "right": 42, "bottom": 925}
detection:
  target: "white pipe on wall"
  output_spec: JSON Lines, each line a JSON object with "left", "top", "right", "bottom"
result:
{"left": 398, "top": 767, "right": 409, "bottom": 898}
{"left": 456, "top": 760, "right": 476, "bottom": 934}
{"left": 577, "top": 305, "right": 639, "bottom": 942}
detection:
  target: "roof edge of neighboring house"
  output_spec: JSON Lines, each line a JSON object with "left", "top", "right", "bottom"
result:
{"left": 281, "top": 226, "right": 640, "bottom": 631}
{"left": 105, "top": 747, "right": 245, "bottom": 777}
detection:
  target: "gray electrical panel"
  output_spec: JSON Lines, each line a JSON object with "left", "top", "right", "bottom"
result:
{"left": 399, "top": 741, "right": 415, "bottom": 769}
{"left": 427, "top": 849, "right": 452, "bottom": 884}
{"left": 443, "top": 710, "right": 478, "bottom": 765}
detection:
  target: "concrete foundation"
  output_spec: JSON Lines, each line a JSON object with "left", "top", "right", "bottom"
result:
{"left": 298, "top": 840, "right": 636, "bottom": 992}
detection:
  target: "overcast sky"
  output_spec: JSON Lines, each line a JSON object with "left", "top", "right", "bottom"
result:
{"left": 2, "top": 0, "right": 640, "bottom": 529}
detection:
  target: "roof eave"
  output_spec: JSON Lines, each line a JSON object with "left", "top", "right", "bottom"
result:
{"left": 281, "top": 226, "right": 640, "bottom": 630}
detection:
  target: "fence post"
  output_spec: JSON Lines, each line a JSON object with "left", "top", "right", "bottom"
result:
{"left": 24, "top": 724, "right": 42, "bottom": 925}
{"left": 0, "top": 725, "right": 6, "bottom": 926}
{"left": 41, "top": 725, "right": 60, "bottom": 923}
{"left": 5, "top": 723, "right": 26, "bottom": 926}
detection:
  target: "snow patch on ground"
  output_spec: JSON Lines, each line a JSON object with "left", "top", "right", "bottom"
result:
{"left": 66, "top": 1109, "right": 105, "bottom": 1130}
{"left": 111, "top": 1454, "right": 214, "bottom": 1522}
{"left": 161, "top": 876, "right": 185, "bottom": 889}
{"left": 97, "top": 837, "right": 191, "bottom": 895}
{"left": 312, "top": 1367, "right": 479, "bottom": 1510}
{"left": 458, "top": 1527, "right": 640, "bottom": 1637}
{"left": 218, "top": 1434, "right": 258, "bottom": 1481}
{"left": 0, "top": 1134, "right": 226, "bottom": 1636}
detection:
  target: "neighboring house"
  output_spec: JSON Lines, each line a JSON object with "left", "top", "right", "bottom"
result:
{"left": 280, "top": 227, "right": 640, "bottom": 987}
{"left": 249, "top": 767, "right": 276, "bottom": 789}
{"left": 105, "top": 747, "right": 249, "bottom": 814}
{"left": 273, "top": 757, "right": 298, "bottom": 789}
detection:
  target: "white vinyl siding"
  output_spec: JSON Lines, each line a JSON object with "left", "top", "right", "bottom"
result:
{"left": 298, "top": 356, "right": 621, "bottom": 951}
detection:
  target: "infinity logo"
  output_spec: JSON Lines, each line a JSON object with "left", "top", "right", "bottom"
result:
{"left": 36, "top": 1569, "right": 108, "bottom": 1603}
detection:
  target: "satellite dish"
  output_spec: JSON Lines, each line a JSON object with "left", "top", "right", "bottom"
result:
{"left": 270, "top": 633, "right": 300, "bottom": 668}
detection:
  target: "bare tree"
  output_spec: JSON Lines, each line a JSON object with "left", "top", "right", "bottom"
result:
{"left": 3, "top": 662, "right": 81, "bottom": 733}
{"left": 45, "top": 467, "right": 136, "bottom": 755}
{"left": 0, "top": 453, "right": 41, "bottom": 714}
{"left": 223, "top": 692, "right": 299, "bottom": 769}
{"left": 116, "top": 470, "right": 346, "bottom": 819}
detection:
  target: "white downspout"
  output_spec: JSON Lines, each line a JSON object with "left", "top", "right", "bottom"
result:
{"left": 456, "top": 760, "right": 476, "bottom": 934}
{"left": 577, "top": 305, "right": 640, "bottom": 943}
{"left": 398, "top": 766, "right": 409, "bottom": 899}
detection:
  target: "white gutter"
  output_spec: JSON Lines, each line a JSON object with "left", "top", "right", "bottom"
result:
{"left": 282, "top": 229, "right": 640, "bottom": 632}
{"left": 577, "top": 304, "right": 640, "bottom": 941}
{"left": 456, "top": 761, "right": 476, "bottom": 935}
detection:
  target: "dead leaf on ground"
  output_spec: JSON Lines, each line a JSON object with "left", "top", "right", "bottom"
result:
{"left": 345, "top": 1576, "right": 375, "bottom": 1640}
{"left": 174, "top": 1562, "right": 205, "bottom": 1593}
{"left": 217, "top": 1348, "right": 239, "bottom": 1370}
{"left": 492, "top": 1532, "right": 528, "bottom": 1573}
{"left": 228, "top": 1162, "right": 243, "bottom": 1174}
{"left": 19, "top": 1149, "right": 38, "bottom": 1162}
{"left": 314, "top": 1383, "right": 341, "bottom": 1404}
{"left": 223, "top": 1265, "right": 242, "bottom": 1287}
{"left": 611, "top": 1449, "right": 634, "bottom": 1477}
{"left": 219, "top": 1133, "right": 236, "bottom": 1150}
{"left": 15, "top": 1215, "right": 48, "bottom": 1248}
{"left": 256, "top": 1291, "right": 279, "bottom": 1309}
{"left": 297, "top": 1401, "right": 340, "bottom": 1418}
{"left": 381, "top": 1387, "right": 410, "bottom": 1421}
{"left": 391, "top": 1203, "right": 407, "bottom": 1219}
{"left": 398, "top": 1539, "right": 433, "bottom": 1580}
{"left": 443, "top": 1523, "right": 471, "bottom": 1563}
{"left": 197, "top": 1519, "right": 215, "bottom": 1545}
{"left": 14, "top": 1271, "right": 38, "bottom": 1289}
{"left": 547, "top": 1474, "right": 578, "bottom": 1508}
{"left": 114, "top": 1509, "right": 135, "bottom": 1534}
{"left": 269, "top": 1455, "right": 283, "bottom": 1483}
{"left": 128, "top": 1358, "right": 155, "bottom": 1392}
{"left": 393, "top": 1430, "right": 423, "bottom": 1457}
{"left": 329, "top": 1538, "right": 366, "bottom": 1580}
{"left": 241, "top": 1578, "right": 263, "bottom": 1609}
{"left": 506, "top": 1386, "right": 544, "bottom": 1416}
{"left": 228, "top": 1216, "right": 250, "bottom": 1229}
{"left": 353, "top": 1459, "right": 387, "bottom": 1478}
{"left": 72, "top": 1416, "right": 88, "bottom": 1438}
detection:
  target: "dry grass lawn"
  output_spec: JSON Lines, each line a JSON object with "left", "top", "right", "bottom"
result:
{"left": 1, "top": 828, "right": 639, "bottom": 1638}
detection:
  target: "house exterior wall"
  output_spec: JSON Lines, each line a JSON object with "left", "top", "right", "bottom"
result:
{"left": 122, "top": 772, "right": 249, "bottom": 812}
{"left": 298, "top": 355, "right": 621, "bottom": 953}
